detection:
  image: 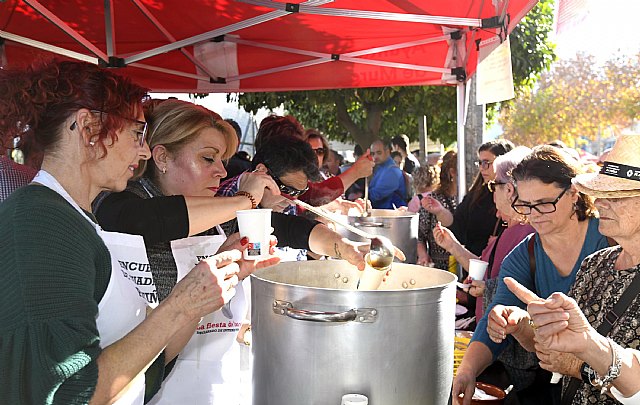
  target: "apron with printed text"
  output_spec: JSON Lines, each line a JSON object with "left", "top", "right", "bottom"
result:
{"left": 149, "top": 228, "right": 247, "bottom": 405}
{"left": 33, "top": 171, "right": 149, "bottom": 404}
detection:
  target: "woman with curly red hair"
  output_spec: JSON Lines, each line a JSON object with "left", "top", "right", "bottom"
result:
{"left": 0, "top": 60, "right": 250, "bottom": 404}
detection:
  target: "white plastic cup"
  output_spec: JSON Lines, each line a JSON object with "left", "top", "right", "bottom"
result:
{"left": 468, "top": 259, "right": 489, "bottom": 281}
{"left": 341, "top": 393, "right": 368, "bottom": 405}
{"left": 236, "top": 208, "right": 272, "bottom": 260}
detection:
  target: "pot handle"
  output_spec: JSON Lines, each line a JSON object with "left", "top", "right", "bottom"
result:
{"left": 273, "top": 300, "right": 377, "bottom": 323}
{"left": 353, "top": 221, "right": 385, "bottom": 228}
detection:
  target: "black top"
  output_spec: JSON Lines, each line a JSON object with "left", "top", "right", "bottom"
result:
{"left": 449, "top": 186, "right": 500, "bottom": 256}
{"left": 93, "top": 182, "right": 319, "bottom": 250}
{"left": 93, "top": 178, "right": 320, "bottom": 302}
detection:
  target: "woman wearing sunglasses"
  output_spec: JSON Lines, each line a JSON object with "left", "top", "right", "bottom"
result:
{"left": 94, "top": 99, "right": 370, "bottom": 404}
{"left": 453, "top": 146, "right": 608, "bottom": 405}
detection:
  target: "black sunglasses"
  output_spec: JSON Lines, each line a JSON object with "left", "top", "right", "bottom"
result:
{"left": 312, "top": 147, "right": 325, "bottom": 156}
{"left": 270, "top": 173, "right": 309, "bottom": 197}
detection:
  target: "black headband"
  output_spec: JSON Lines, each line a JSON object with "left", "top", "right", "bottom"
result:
{"left": 601, "top": 161, "right": 640, "bottom": 182}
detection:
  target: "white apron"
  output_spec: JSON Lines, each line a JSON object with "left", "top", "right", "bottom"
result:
{"left": 150, "top": 228, "right": 248, "bottom": 405}
{"left": 33, "top": 171, "right": 149, "bottom": 404}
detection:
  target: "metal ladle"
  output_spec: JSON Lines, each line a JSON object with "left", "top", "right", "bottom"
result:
{"left": 367, "top": 235, "right": 394, "bottom": 269}
{"left": 290, "top": 198, "right": 397, "bottom": 267}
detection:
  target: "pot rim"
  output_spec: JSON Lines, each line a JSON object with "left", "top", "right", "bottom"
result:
{"left": 250, "top": 263, "right": 456, "bottom": 293}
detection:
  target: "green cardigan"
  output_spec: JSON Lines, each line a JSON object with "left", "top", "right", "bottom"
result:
{"left": 0, "top": 185, "right": 166, "bottom": 404}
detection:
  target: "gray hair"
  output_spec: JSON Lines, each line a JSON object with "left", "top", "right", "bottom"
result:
{"left": 494, "top": 146, "right": 532, "bottom": 184}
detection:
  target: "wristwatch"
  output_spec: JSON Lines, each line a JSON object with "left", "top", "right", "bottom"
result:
{"left": 580, "top": 362, "right": 598, "bottom": 385}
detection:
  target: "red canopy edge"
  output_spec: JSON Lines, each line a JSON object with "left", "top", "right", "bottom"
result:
{"left": 0, "top": 0, "right": 538, "bottom": 93}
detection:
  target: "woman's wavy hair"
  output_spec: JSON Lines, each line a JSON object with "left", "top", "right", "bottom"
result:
{"left": 436, "top": 150, "right": 457, "bottom": 196}
{"left": 511, "top": 145, "right": 596, "bottom": 221}
{"left": 136, "top": 99, "right": 237, "bottom": 180}
{"left": 0, "top": 59, "right": 148, "bottom": 157}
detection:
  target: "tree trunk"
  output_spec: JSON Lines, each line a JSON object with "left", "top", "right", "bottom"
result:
{"left": 335, "top": 96, "right": 377, "bottom": 149}
{"left": 464, "top": 78, "right": 485, "bottom": 190}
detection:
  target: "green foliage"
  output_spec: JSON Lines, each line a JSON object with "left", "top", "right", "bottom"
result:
{"left": 508, "top": 0, "right": 557, "bottom": 89}
{"left": 234, "top": 1, "right": 556, "bottom": 148}
{"left": 500, "top": 53, "right": 640, "bottom": 146}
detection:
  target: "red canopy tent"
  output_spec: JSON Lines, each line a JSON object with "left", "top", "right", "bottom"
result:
{"left": 0, "top": 0, "right": 537, "bottom": 194}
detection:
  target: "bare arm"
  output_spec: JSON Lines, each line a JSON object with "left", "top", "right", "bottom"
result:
{"left": 337, "top": 151, "right": 374, "bottom": 190}
{"left": 432, "top": 223, "right": 478, "bottom": 271}
{"left": 453, "top": 342, "right": 494, "bottom": 405}
{"left": 186, "top": 171, "right": 280, "bottom": 236}
{"left": 184, "top": 195, "right": 253, "bottom": 236}
{"left": 307, "top": 224, "right": 368, "bottom": 270}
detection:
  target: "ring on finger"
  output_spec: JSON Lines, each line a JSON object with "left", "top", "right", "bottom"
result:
{"left": 529, "top": 319, "right": 538, "bottom": 331}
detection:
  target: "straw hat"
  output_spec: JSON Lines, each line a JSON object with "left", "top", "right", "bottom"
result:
{"left": 573, "top": 134, "right": 640, "bottom": 198}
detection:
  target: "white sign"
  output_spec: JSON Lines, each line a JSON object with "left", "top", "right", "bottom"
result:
{"left": 476, "top": 36, "right": 515, "bottom": 105}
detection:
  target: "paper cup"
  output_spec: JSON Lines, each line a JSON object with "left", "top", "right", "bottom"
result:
{"left": 358, "top": 253, "right": 389, "bottom": 290}
{"left": 468, "top": 259, "right": 489, "bottom": 281}
{"left": 236, "top": 208, "right": 272, "bottom": 260}
{"left": 341, "top": 394, "right": 368, "bottom": 405}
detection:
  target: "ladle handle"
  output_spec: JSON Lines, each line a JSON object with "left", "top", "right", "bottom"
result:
{"left": 273, "top": 300, "right": 377, "bottom": 323}
{"left": 364, "top": 176, "right": 370, "bottom": 216}
{"left": 291, "top": 198, "right": 374, "bottom": 240}
{"left": 354, "top": 221, "right": 384, "bottom": 228}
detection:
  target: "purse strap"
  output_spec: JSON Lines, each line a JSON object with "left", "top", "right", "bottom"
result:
{"left": 561, "top": 268, "right": 640, "bottom": 405}
{"left": 528, "top": 236, "right": 536, "bottom": 290}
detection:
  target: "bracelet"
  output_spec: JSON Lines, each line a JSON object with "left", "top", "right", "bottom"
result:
{"left": 592, "top": 337, "right": 622, "bottom": 394}
{"left": 236, "top": 191, "right": 257, "bottom": 209}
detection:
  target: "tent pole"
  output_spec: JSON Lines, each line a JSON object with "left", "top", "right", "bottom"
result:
{"left": 456, "top": 82, "right": 467, "bottom": 203}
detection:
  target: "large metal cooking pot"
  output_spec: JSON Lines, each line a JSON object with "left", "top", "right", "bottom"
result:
{"left": 251, "top": 260, "right": 456, "bottom": 405}
{"left": 335, "top": 209, "right": 418, "bottom": 264}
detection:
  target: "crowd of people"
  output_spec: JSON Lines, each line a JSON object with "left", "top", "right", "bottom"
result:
{"left": 1, "top": 59, "right": 639, "bottom": 405}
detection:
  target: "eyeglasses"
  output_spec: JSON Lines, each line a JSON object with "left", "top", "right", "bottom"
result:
{"left": 312, "top": 147, "right": 325, "bottom": 156}
{"left": 475, "top": 159, "right": 494, "bottom": 170}
{"left": 270, "top": 173, "right": 309, "bottom": 197}
{"left": 70, "top": 109, "right": 148, "bottom": 146}
{"left": 487, "top": 180, "right": 507, "bottom": 193}
{"left": 511, "top": 187, "right": 570, "bottom": 215}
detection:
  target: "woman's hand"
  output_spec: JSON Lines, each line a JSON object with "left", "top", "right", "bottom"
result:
{"left": 167, "top": 250, "right": 242, "bottom": 319}
{"left": 432, "top": 222, "right": 458, "bottom": 253}
{"left": 534, "top": 345, "right": 582, "bottom": 377}
{"left": 333, "top": 238, "right": 369, "bottom": 271}
{"left": 350, "top": 150, "right": 374, "bottom": 179}
{"left": 417, "top": 253, "right": 432, "bottom": 267}
{"left": 217, "top": 233, "right": 280, "bottom": 280}
{"left": 452, "top": 366, "right": 477, "bottom": 405}
{"left": 237, "top": 170, "right": 280, "bottom": 204}
{"left": 421, "top": 195, "right": 445, "bottom": 214}
{"left": 486, "top": 304, "right": 531, "bottom": 344}
{"left": 504, "top": 277, "right": 592, "bottom": 355}
{"left": 465, "top": 278, "right": 486, "bottom": 298}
